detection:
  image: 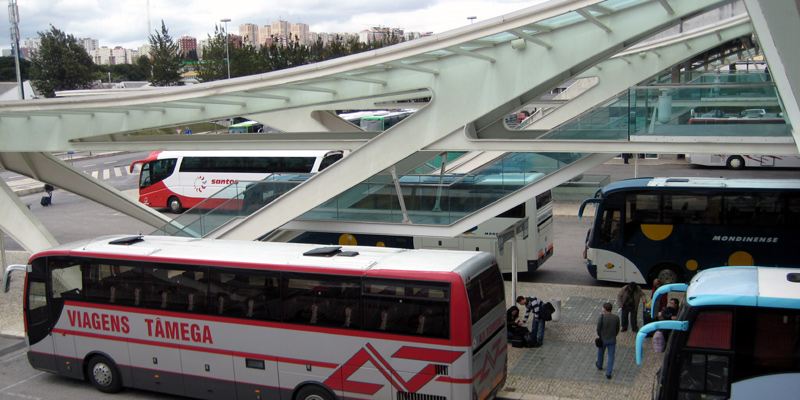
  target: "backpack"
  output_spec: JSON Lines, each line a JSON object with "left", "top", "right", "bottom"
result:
{"left": 541, "top": 302, "right": 555, "bottom": 321}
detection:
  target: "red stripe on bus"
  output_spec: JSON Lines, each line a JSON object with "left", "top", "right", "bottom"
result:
{"left": 51, "top": 327, "right": 338, "bottom": 368}
{"left": 365, "top": 343, "right": 408, "bottom": 392}
{"left": 435, "top": 376, "right": 474, "bottom": 384}
{"left": 62, "top": 300, "right": 459, "bottom": 346}
{"left": 391, "top": 346, "right": 463, "bottom": 363}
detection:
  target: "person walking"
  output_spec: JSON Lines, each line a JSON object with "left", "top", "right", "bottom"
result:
{"left": 596, "top": 302, "right": 620, "bottom": 379}
{"left": 617, "top": 281, "right": 645, "bottom": 332}
{"left": 516, "top": 295, "right": 546, "bottom": 347}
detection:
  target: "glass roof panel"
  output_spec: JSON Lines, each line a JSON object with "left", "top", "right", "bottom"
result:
{"left": 536, "top": 11, "right": 584, "bottom": 29}
{"left": 481, "top": 32, "right": 519, "bottom": 43}
{"left": 600, "top": 0, "right": 648, "bottom": 12}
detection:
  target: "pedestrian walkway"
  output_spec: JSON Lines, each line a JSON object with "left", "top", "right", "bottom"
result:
{"left": 499, "top": 281, "right": 660, "bottom": 400}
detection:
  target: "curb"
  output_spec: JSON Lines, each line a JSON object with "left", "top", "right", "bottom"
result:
{"left": 0, "top": 334, "right": 26, "bottom": 358}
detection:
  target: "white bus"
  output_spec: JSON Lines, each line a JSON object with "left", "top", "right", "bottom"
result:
{"left": 636, "top": 266, "right": 800, "bottom": 399}
{"left": 286, "top": 190, "right": 555, "bottom": 275}
{"left": 130, "top": 150, "right": 345, "bottom": 213}
{"left": 687, "top": 153, "right": 800, "bottom": 169}
{"left": 3, "top": 235, "right": 507, "bottom": 400}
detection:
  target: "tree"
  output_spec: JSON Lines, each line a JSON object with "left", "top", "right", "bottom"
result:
{"left": 148, "top": 21, "right": 182, "bottom": 86}
{"left": 29, "top": 26, "right": 96, "bottom": 97}
{"left": 0, "top": 56, "right": 31, "bottom": 81}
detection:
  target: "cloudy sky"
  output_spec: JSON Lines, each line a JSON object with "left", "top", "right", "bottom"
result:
{"left": 2, "top": 0, "right": 544, "bottom": 50}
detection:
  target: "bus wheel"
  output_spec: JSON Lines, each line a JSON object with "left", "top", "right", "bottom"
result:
{"left": 167, "top": 196, "right": 183, "bottom": 213}
{"left": 87, "top": 355, "right": 123, "bottom": 393}
{"left": 653, "top": 266, "right": 680, "bottom": 284}
{"left": 726, "top": 156, "right": 745, "bottom": 170}
{"left": 295, "top": 385, "right": 334, "bottom": 400}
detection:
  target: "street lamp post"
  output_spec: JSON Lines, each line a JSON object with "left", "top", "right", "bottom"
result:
{"left": 220, "top": 18, "right": 231, "bottom": 79}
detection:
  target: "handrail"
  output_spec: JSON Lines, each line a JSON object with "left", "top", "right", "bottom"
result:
{"left": 635, "top": 320, "right": 688, "bottom": 365}
{"left": 651, "top": 283, "right": 688, "bottom": 316}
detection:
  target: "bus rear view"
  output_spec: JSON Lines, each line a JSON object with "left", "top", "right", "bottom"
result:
{"left": 635, "top": 266, "right": 800, "bottom": 399}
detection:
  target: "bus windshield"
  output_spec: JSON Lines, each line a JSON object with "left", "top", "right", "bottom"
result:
{"left": 139, "top": 158, "right": 176, "bottom": 189}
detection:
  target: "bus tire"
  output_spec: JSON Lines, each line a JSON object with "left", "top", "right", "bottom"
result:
{"left": 726, "top": 156, "right": 745, "bottom": 170}
{"left": 167, "top": 196, "right": 183, "bottom": 213}
{"left": 86, "top": 355, "right": 123, "bottom": 393}
{"left": 652, "top": 265, "right": 680, "bottom": 284}
{"left": 294, "top": 384, "right": 335, "bottom": 400}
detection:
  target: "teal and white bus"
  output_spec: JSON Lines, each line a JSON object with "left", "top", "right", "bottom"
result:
{"left": 579, "top": 177, "right": 800, "bottom": 284}
{"left": 636, "top": 266, "right": 800, "bottom": 399}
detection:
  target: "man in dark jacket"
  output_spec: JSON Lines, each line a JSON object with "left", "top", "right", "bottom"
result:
{"left": 596, "top": 302, "right": 620, "bottom": 379}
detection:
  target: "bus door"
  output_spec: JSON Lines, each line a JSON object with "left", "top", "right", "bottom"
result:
{"left": 594, "top": 195, "right": 626, "bottom": 282}
{"left": 756, "top": 155, "right": 774, "bottom": 167}
{"left": 48, "top": 259, "right": 84, "bottom": 379}
{"left": 25, "top": 258, "right": 58, "bottom": 372}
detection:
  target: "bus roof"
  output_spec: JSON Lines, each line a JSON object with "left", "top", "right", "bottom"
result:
{"left": 686, "top": 266, "right": 800, "bottom": 310}
{"left": 155, "top": 150, "right": 335, "bottom": 159}
{"left": 601, "top": 177, "right": 800, "bottom": 195}
{"left": 31, "top": 235, "right": 492, "bottom": 278}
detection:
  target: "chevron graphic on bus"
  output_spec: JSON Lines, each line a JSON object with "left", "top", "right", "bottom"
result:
{"left": 323, "top": 343, "right": 463, "bottom": 395}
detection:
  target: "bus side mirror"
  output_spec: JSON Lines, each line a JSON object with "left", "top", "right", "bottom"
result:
{"left": 651, "top": 283, "right": 688, "bottom": 316}
{"left": 635, "top": 320, "right": 688, "bottom": 365}
{"left": 578, "top": 198, "right": 600, "bottom": 220}
{"left": 3, "top": 264, "right": 28, "bottom": 293}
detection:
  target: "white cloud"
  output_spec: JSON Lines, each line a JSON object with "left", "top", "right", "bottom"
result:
{"left": 2, "top": 0, "right": 545, "bottom": 50}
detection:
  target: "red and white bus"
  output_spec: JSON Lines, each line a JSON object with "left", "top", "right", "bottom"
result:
{"left": 131, "top": 150, "right": 345, "bottom": 213}
{"left": 3, "top": 235, "right": 507, "bottom": 400}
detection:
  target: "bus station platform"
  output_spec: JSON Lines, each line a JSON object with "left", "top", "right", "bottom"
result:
{"left": 499, "top": 280, "right": 660, "bottom": 400}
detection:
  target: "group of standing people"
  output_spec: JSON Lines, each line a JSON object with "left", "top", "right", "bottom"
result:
{"left": 506, "top": 295, "right": 549, "bottom": 348}
{"left": 594, "top": 279, "right": 682, "bottom": 380}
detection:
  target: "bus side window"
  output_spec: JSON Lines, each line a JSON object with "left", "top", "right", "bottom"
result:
{"left": 281, "top": 273, "right": 360, "bottom": 328}
{"left": 598, "top": 209, "right": 621, "bottom": 245}
{"left": 735, "top": 308, "right": 800, "bottom": 379}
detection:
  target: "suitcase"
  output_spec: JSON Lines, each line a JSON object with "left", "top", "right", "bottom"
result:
{"left": 510, "top": 337, "right": 526, "bottom": 348}
{"left": 40, "top": 195, "right": 52, "bottom": 207}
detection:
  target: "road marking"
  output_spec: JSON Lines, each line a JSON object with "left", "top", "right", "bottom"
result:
{"left": 5, "top": 392, "right": 41, "bottom": 400}
{"left": 0, "top": 372, "right": 45, "bottom": 393}
{"left": 102, "top": 169, "right": 110, "bottom": 180}
{"left": 114, "top": 167, "right": 122, "bottom": 177}
{"left": 103, "top": 161, "right": 115, "bottom": 165}
{"left": 84, "top": 163, "right": 95, "bottom": 167}
{"left": 91, "top": 171, "right": 99, "bottom": 179}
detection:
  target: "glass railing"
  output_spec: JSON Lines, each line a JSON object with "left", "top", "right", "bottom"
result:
{"left": 297, "top": 152, "right": 585, "bottom": 225}
{"left": 542, "top": 79, "right": 790, "bottom": 140}
{"left": 152, "top": 173, "right": 310, "bottom": 237}
{"left": 155, "top": 152, "right": 587, "bottom": 237}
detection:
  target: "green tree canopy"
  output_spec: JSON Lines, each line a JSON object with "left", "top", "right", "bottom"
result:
{"left": 148, "top": 20, "right": 182, "bottom": 86}
{"left": 0, "top": 56, "right": 31, "bottom": 81}
{"left": 29, "top": 26, "right": 96, "bottom": 97}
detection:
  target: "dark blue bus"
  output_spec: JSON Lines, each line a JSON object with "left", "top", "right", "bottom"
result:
{"left": 579, "top": 177, "right": 800, "bottom": 284}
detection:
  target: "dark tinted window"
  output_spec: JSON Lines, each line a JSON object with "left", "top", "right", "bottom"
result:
{"left": 363, "top": 279, "right": 449, "bottom": 338}
{"left": 211, "top": 270, "right": 279, "bottom": 319}
{"left": 466, "top": 265, "right": 504, "bottom": 323}
{"left": 282, "top": 273, "right": 361, "bottom": 328}
{"left": 733, "top": 307, "right": 800, "bottom": 381}
{"left": 535, "top": 190, "right": 552, "bottom": 209}
{"left": 627, "top": 193, "right": 661, "bottom": 224}
{"left": 318, "top": 153, "right": 343, "bottom": 171}
{"left": 663, "top": 195, "right": 721, "bottom": 225}
{"left": 497, "top": 203, "right": 525, "bottom": 219}
{"left": 139, "top": 158, "right": 177, "bottom": 188}
{"left": 179, "top": 156, "right": 316, "bottom": 173}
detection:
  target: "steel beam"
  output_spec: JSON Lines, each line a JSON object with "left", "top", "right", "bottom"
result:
{"left": 0, "top": 178, "right": 58, "bottom": 253}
